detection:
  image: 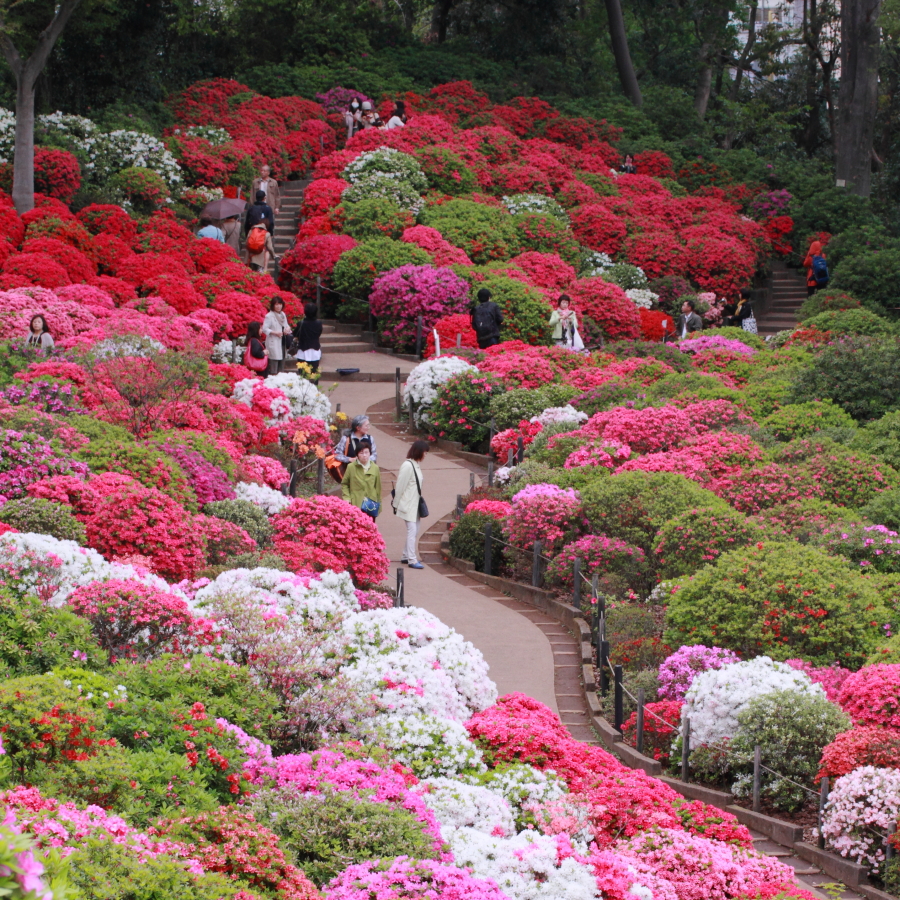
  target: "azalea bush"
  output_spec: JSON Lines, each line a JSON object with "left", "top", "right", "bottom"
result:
{"left": 430, "top": 370, "right": 504, "bottom": 449}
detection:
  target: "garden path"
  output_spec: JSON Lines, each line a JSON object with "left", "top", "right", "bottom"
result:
{"left": 322, "top": 356, "right": 868, "bottom": 900}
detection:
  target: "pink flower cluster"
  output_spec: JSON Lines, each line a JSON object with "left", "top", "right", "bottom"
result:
{"left": 463, "top": 499, "right": 512, "bottom": 519}
{"left": 504, "top": 483, "right": 587, "bottom": 555}
{"left": 658, "top": 645, "right": 740, "bottom": 701}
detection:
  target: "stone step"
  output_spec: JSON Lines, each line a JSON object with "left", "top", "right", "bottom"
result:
{"left": 318, "top": 342, "right": 377, "bottom": 354}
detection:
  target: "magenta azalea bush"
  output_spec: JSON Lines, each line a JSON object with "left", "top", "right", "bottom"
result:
{"left": 504, "top": 483, "right": 587, "bottom": 555}
{"left": 369, "top": 264, "right": 471, "bottom": 352}
{"left": 658, "top": 645, "right": 740, "bottom": 701}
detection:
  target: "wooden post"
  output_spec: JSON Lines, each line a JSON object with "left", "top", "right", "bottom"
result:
{"left": 456, "top": 332, "right": 461, "bottom": 348}
{"left": 752, "top": 746, "right": 762, "bottom": 812}
{"left": 818, "top": 777, "right": 829, "bottom": 849}
{"left": 613, "top": 665, "right": 624, "bottom": 732}
{"left": 415, "top": 315, "right": 424, "bottom": 359}
{"left": 681, "top": 715, "right": 691, "bottom": 782}
{"left": 636, "top": 688, "right": 645, "bottom": 754}
{"left": 470, "top": 472, "right": 475, "bottom": 491}
{"left": 316, "top": 275, "right": 322, "bottom": 318}
{"left": 488, "top": 461, "right": 494, "bottom": 487}
{"left": 573, "top": 557, "right": 582, "bottom": 610}
{"left": 288, "top": 460, "right": 297, "bottom": 497}
{"left": 484, "top": 522, "right": 493, "bottom": 576}
{"left": 396, "top": 568, "right": 405, "bottom": 607}
{"left": 488, "top": 418, "right": 496, "bottom": 450}
{"left": 408, "top": 398, "right": 414, "bottom": 433}
{"left": 316, "top": 457, "right": 325, "bottom": 495}
{"left": 395, "top": 368, "right": 401, "bottom": 419}
{"left": 532, "top": 540, "right": 542, "bottom": 587}
{"left": 516, "top": 435, "right": 524, "bottom": 464}
{"left": 507, "top": 449, "right": 514, "bottom": 467}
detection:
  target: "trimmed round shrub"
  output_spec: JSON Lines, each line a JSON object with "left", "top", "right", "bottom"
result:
{"left": 331, "top": 237, "right": 430, "bottom": 317}
{"left": 818, "top": 726, "right": 900, "bottom": 781}
{"left": 489, "top": 384, "right": 580, "bottom": 431}
{"left": 581, "top": 471, "right": 731, "bottom": 554}
{"left": 512, "top": 213, "right": 580, "bottom": 266}
{"left": 414, "top": 146, "right": 476, "bottom": 195}
{"left": 502, "top": 483, "right": 587, "bottom": 557}
{"left": 430, "top": 370, "right": 504, "bottom": 449}
{"left": 761, "top": 399, "right": 856, "bottom": 441}
{"left": 450, "top": 510, "right": 505, "bottom": 573}
{"left": 420, "top": 199, "right": 520, "bottom": 263}
{"left": 469, "top": 274, "right": 552, "bottom": 346}
{"left": 569, "top": 277, "right": 641, "bottom": 344}
{"left": 803, "top": 308, "right": 896, "bottom": 336}
{"left": 545, "top": 534, "right": 648, "bottom": 597}
{"left": 0, "top": 497, "right": 85, "bottom": 543}
{"left": 797, "top": 289, "right": 862, "bottom": 322}
{"left": 862, "top": 488, "right": 900, "bottom": 530}
{"left": 664, "top": 542, "right": 887, "bottom": 666}
{"left": 343, "top": 147, "right": 428, "bottom": 191}
{"left": 653, "top": 506, "right": 764, "bottom": 579}
{"left": 570, "top": 203, "right": 627, "bottom": 255}
{"left": 196, "top": 515, "right": 258, "bottom": 566}
{"left": 831, "top": 247, "right": 900, "bottom": 314}
{"left": 341, "top": 198, "right": 415, "bottom": 241}
{"left": 808, "top": 522, "right": 900, "bottom": 573}
{"left": 851, "top": 410, "right": 900, "bottom": 471}
{"left": 203, "top": 499, "right": 273, "bottom": 546}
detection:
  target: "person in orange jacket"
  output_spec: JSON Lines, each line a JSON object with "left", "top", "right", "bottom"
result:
{"left": 803, "top": 240, "right": 827, "bottom": 297}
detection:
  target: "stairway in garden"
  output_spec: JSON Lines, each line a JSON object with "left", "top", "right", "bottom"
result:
{"left": 273, "top": 179, "right": 308, "bottom": 258}
{"left": 757, "top": 261, "right": 808, "bottom": 336}
{"left": 318, "top": 320, "right": 376, "bottom": 355}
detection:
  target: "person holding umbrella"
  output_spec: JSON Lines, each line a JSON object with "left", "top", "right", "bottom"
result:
{"left": 200, "top": 198, "right": 247, "bottom": 256}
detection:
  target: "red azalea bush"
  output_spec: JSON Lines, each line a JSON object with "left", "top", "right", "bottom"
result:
{"left": 567, "top": 277, "right": 641, "bottom": 344}
{"left": 4, "top": 252, "right": 70, "bottom": 288}
{"left": 817, "top": 726, "right": 900, "bottom": 781}
{"left": 510, "top": 251, "right": 575, "bottom": 292}
{"left": 272, "top": 495, "right": 389, "bottom": 585}
{"left": 212, "top": 291, "right": 267, "bottom": 337}
{"left": 31, "top": 149, "right": 82, "bottom": 203}
{"left": 502, "top": 483, "right": 587, "bottom": 556}
{"left": 837, "top": 664, "right": 900, "bottom": 728}
{"left": 545, "top": 533, "right": 648, "bottom": 591}
{"left": 278, "top": 233, "right": 358, "bottom": 299}
{"left": 401, "top": 225, "right": 473, "bottom": 266}
{"left": 622, "top": 699, "right": 683, "bottom": 763}
{"left": 424, "top": 314, "right": 478, "bottom": 357}
{"left": 570, "top": 204, "right": 627, "bottom": 255}
{"left": 196, "top": 514, "right": 257, "bottom": 565}
{"left": 67, "top": 578, "right": 214, "bottom": 661}
{"left": 301, "top": 178, "right": 349, "bottom": 217}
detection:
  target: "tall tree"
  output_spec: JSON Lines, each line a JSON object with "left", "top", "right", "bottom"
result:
{"left": 0, "top": 0, "right": 85, "bottom": 213}
{"left": 605, "top": 0, "right": 643, "bottom": 105}
{"left": 835, "top": 0, "right": 883, "bottom": 195}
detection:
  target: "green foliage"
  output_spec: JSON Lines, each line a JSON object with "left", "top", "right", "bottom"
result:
{"left": 607, "top": 340, "right": 695, "bottom": 370}
{"left": 470, "top": 275, "right": 552, "bottom": 345}
{"left": 643, "top": 371, "right": 738, "bottom": 406}
{"left": 727, "top": 690, "right": 851, "bottom": 812}
{"left": 109, "top": 167, "right": 169, "bottom": 215}
{"left": 0, "top": 592, "right": 101, "bottom": 680}
{"left": 751, "top": 498, "right": 866, "bottom": 543}
{"left": 68, "top": 414, "right": 132, "bottom": 444}
{"left": 340, "top": 198, "right": 414, "bottom": 240}
{"left": 664, "top": 542, "right": 887, "bottom": 667}
{"left": 151, "top": 429, "right": 237, "bottom": 480}
{"left": 606, "top": 603, "right": 668, "bottom": 669}
{"left": 576, "top": 172, "right": 619, "bottom": 197}
{"left": 512, "top": 213, "right": 580, "bottom": 265}
{"left": 112, "top": 654, "right": 281, "bottom": 740}
{"left": 489, "top": 384, "right": 579, "bottom": 430}
{"left": 861, "top": 487, "right": 900, "bottom": 529}
{"left": 581, "top": 471, "right": 731, "bottom": 553}
{"left": 414, "top": 146, "right": 476, "bottom": 195}
{"left": 761, "top": 400, "right": 856, "bottom": 441}
{"left": 790, "top": 188, "right": 875, "bottom": 251}
{"left": 790, "top": 336, "right": 900, "bottom": 421}
{"left": 508, "top": 459, "right": 608, "bottom": 494}
{"left": 64, "top": 836, "right": 241, "bottom": 900}
{"left": 653, "top": 506, "right": 765, "bottom": 579}
{"left": 249, "top": 786, "right": 440, "bottom": 887}
{"left": 797, "top": 289, "right": 862, "bottom": 322}
{"left": 450, "top": 511, "right": 504, "bottom": 573}
{"left": 524, "top": 430, "right": 584, "bottom": 468}
{"left": 430, "top": 370, "right": 503, "bottom": 449}
{"left": 802, "top": 308, "right": 896, "bottom": 336}
{"left": 850, "top": 410, "right": 900, "bottom": 470}
{"left": 831, "top": 248, "right": 900, "bottom": 314}
{"left": 420, "top": 199, "right": 520, "bottom": 263}
{"left": 203, "top": 499, "right": 273, "bottom": 546}
{"left": 0, "top": 498, "right": 86, "bottom": 543}
{"left": 331, "top": 237, "right": 429, "bottom": 316}
{"left": 600, "top": 263, "right": 649, "bottom": 290}
{"left": 74, "top": 439, "right": 196, "bottom": 511}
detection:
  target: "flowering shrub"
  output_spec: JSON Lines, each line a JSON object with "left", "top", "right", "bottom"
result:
{"left": 544, "top": 534, "right": 647, "bottom": 594}
{"left": 430, "top": 370, "right": 504, "bottom": 448}
{"left": 837, "top": 664, "right": 900, "bottom": 728}
{"left": 503, "top": 484, "right": 586, "bottom": 556}
{"left": 623, "top": 700, "right": 682, "bottom": 763}
{"left": 658, "top": 645, "right": 740, "bottom": 701}
{"left": 420, "top": 199, "right": 520, "bottom": 263}
{"left": 369, "top": 265, "right": 471, "bottom": 352}
{"left": 272, "top": 496, "right": 388, "bottom": 586}
{"left": 404, "top": 356, "right": 477, "bottom": 428}
{"left": 464, "top": 499, "right": 512, "bottom": 519}
{"left": 0, "top": 429, "right": 89, "bottom": 499}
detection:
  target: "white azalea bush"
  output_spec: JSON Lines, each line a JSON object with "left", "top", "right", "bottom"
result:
{"left": 87, "top": 130, "right": 183, "bottom": 188}
{"left": 530, "top": 406, "right": 587, "bottom": 428}
{"left": 625, "top": 288, "right": 659, "bottom": 309}
{"left": 502, "top": 193, "right": 568, "bottom": 222}
{"left": 264, "top": 372, "right": 331, "bottom": 421}
{"left": 234, "top": 481, "right": 292, "bottom": 515}
{"left": 580, "top": 250, "right": 615, "bottom": 277}
{"left": 404, "top": 356, "right": 477, "bottom": 427}
{"left": 342, "top": 147, "right": 428, "bottom": 191}
{"left": 683, "top": 656, "right": 823, "bottom": 747}
{"left": 376, "top": 714, "right": 485, "bottom": 778}
{"left": 470, "top": 764, "right": 568, "bottom": 827}
{"left": 420, "top": 777, "right": 516, "bottom": 835}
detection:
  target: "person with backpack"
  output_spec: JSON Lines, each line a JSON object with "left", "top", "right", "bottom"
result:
{"left": 470, "top": 288, "right": 503, "bottom": 349}
{"left": 803, "top": 240, "right": 829, "bottom": 296}
{"left": 245, "top": 190, "right": 274, "bottom": 236}
{"left": 341, "top": 439, "right": 382, "bottom": 521}
{"left": 246, "top": 222, "right": 276, "bottom": 273}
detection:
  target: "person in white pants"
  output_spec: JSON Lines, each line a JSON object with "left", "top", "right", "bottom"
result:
{"left": 393, "top": 440, "right": 429, "bottom": 569}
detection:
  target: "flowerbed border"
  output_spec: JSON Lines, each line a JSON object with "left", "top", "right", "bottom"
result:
{"left": 438, "top": 521, "right": 880, "bottom": 894}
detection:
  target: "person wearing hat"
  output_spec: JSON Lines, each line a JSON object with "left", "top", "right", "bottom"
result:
{"left": 251, "top": 164, "right": 281, "bottom": 216}
{"left": 245, "top": 189, "right": 275, "bottom": 236}
{"left": 360, "top": 100, "right": 377, "bottom": 129}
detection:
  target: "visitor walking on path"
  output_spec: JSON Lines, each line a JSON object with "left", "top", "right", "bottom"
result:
{"left": 245, "top": 190, "right": 275, "bottom": 236}
{"left": 247, "top": 223, "right": 276, "bottom": 274}
{"left": 263, "top": 298, "right": 290, "bottom": 375}
{"left": 221, "top": 215, "right": 241, "bottom": 254}
{"left": 549, "top": 294, "right": 579, "bottom": 348}
{"left": 803, "top": 240, "right": 828, "bottom": 296}
{"left": 197, "top": 215, "right": 225, "bottom": 242}
{"left": 252, "top": 165, "right": 280, "bottom": 217}
{"left": 341, "top": 440, "right": 382, "bottom": 520}
{"left": 293, "top": 302, "right": 323, "bottom": 372}
{"left": 25, "top": 314, "right": 54, "bottom": 354}
{"left": 393, "top": 440, "right": 429, "bottom": 569}
{"left": 471, "top": 288, "right": 503, "bottom": 349}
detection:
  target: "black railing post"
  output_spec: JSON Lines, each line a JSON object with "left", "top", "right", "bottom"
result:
{"left": 395, "top": 368, "right": 401, "bottom": 419}
{"left": 516, "top": 435, "right": 524, "bottom": 464}
{"left": 599, "top": 639, "right": 610, "bottom": 694}
{"left": 488, "top": 461, "right": 494, "bottom": 487}
{"left": 288, "top": 460, "right": 297, "bottom": 497}
{"left": 316, "top": 275, "right": 322, "bottom": 318}
{"left": 532, "top": 540, "right": 542, "bottom": 588}
{"left": 470, "top": 472, "right": 475, "bottom": 491}
{"left": 818, "top": 777, "right": 829, "bottom": 849}
{"left": 415, "top": 315, "right": 424, "bottom": 359}
{"left": 396, "top": 568, "right": 405, "bottom": 607}
{"left": 573, "top": 557, "right": 582, "bottom": 609}
{"left": 681, "top": 715, "right": 691, "bottom": 782}
{"left": 316, "top": 458, "right": 325, "bottom": 495}
{"left": 456, "top": 494, "right": 463, "bottom": 518}
{"left": 636, "top": 688, "right": 645, "bottom": 754}
{"left": 613, "top": 665, "right": 624, "bottom": 732}
{"left": 483, "top": 522, "right": 493, "bottom": 576}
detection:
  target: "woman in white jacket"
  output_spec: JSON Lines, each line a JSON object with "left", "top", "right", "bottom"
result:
{"left": 262, "top": 298, "right": 290, "bottom": 375}
{"left": 393, "top": 440, "right": 429, "bottom": 569}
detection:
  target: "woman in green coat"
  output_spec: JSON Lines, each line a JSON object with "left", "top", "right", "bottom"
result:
{"left": 341, "top": 440, "right": 382, "bottom": 519}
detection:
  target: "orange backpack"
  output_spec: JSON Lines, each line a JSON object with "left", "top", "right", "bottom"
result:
{"left": 247, "top": 226, "right": 267, "bottom": 254}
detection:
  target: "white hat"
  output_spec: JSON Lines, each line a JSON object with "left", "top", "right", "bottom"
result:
{"left": 361, "top": 101, "right": 373, "bottom": 111}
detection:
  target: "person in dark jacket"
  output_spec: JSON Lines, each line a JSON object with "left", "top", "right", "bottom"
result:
{"left": 727, "top": 287, "right": 754, "bottom": 327}
{"left": 470, "top": 288, "right": 503, "bottom": 349}
{"left": 293, "top": 302, "right": 323, "bottom": 372}
{"left": 673, "top": 299, "right": 704, "bottom": 340}
{"left": 245, "top": 190, "right": 274, "bottom": 236}
{"left": 246, "top": 321, "right": 266, "bottom": 376}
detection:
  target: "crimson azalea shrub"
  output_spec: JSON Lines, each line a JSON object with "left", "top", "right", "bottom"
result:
{"left": 196, "top": 514, "right": 257, "bottom": 566}
{"left": 838, "top": 664, "right": 900, "bottom": 728}
{"left": 430, "top": 370, "right": 504, "bottom": 449}
{"left": 67, "top": 579, "right": 214, "bottom": 662}
{"left": 664, "top": 542, "right": 887, "bottom": 667}
{"left": 83, "top": 473, "right": 207, "bottom": 580}
{"left": 419, "top": 199, "right": 520, "bottom": 263}
{"left": 653, "top": 506, "right": 764, "bottom": 579}
{"left": 272, "top": 495, "right": 388, "bottom": 586}
{"left": 211, "top": 290, "right": 267, "bottom": 337}
{"left": 544, "top": 534, "right": 648, "bottom": 596}
{"left": 369, "top": 264, "right": 471, "bottom": 352}
{"left": 570, "top": 203, "right": 626, "bottom": 255}
{"left": 817, "top": 726, "right": 900, "bottom": 781}
{"left": 568, "top": 278, "right": 641, "bottom": 344}
{"left": 623, "top": 700, "right": 682, "bottom": 764}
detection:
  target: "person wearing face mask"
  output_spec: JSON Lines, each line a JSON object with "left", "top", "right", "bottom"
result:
{"left": 359, "top": 101, "right": 376, "bottom": 128}
{"left": 341, "top": 439, "right": 382, "bottom": 520}
{"left": 345, "top": 99, "right": 362, "bottom": 140}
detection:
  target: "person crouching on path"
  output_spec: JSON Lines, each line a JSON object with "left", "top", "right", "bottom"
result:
{"left": 393, "top": 439, "right": 428, "bottom": 569}
{"left": 341, "top": 439, "right": 382, "bottom": 520}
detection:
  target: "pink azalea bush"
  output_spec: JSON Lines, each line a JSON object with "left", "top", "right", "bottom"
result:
{"left": 545, "top": 534, "right": 647, "bottom": 591}
{"left": 503, "top": 483, "right": 587, "bottom": 555}
{"left": 837, "top": 664, "right": 900, "bottom": 728}
{"left": 463, "top": 499, "right": 512, "bottom": 519}
{"left": 658, "top": 645, "right": 740, "bottom": 701}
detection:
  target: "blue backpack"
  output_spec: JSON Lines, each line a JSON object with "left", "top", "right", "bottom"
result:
{"left": 812, "top": 254, "right": 829, "bottom": 285}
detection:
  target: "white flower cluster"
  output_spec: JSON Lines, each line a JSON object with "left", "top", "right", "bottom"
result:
{"left": 234, "top": 481, "right": 292, "bottom": 516}
{"left": 580, "top": 251, "right": 615, "bottom": 277}
{"left": 0, "top": 109, "right": 14, "bottom": 163}
{"left": 376, "top": 714, "right": 485, "bottom": 778}
{"left": 530, "top": 406, "right": 587, "bottom": 428}
{"left": 173, "top": 125, "right": 231, "bottom": 146}
{"left": 87, "top": 129, "right": 182, "bottom": 187}
{"left": 91, "top": 335, "right": 167, "bottom": 360}
{"left": 211, "top": 339, "right": 235, "bottom": 363}
{"left": 625, "top": 289, "right": 659, "bottom": 309}
{"left": 183, "top": 185, "right": 225, "bottom": 204}
{"left": 502, "top": 193, "right": 569, "bottom": 222}
{"left": 420, "top": 777, "right": 516, "bottom": 835}
{"left": 445, "top": 827, "right": 600, "bottom": 900}
{"left": 820, "top": 766, "right": 900, "bottom": 870}
{"left": 263, "top": 372, "right": 331, "bottom": 421}
{"left": 343, "top": 147, "right": 428, "bottom": 191}
{"left": 193, "top": 566, "right": 360, "bottom": 626}
{"left": 684, "top": 657, "right": 823, "bottom": 747}
{"left": 342, "top": 175, "right": 425, "bottom": 215}
{"left": 471, "top": 764, "right": 568, "bottom": 822}
{"left": 232, "top": 378, "right": 292, "bottom": 424}
{"left": 404, "top": 356, "right": 477, "bottom": 427}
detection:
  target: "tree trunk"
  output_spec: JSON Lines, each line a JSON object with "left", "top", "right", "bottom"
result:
{"left": 604, "top": 0, "right": 643, "bottom": 107}
{"left": 722, "top": 2, "right": 758, "bottom": 149}
{"left": 0, "top": 0, "right": 86, "bottom": 214}
{"left": 834, "top": 0, "right": 882, "bottom": 195}
{"left": 694, "top": 48, "right": 714, "bottom": 119}
{"left": 431, "top": 0, "right": 454, "bottom": 42}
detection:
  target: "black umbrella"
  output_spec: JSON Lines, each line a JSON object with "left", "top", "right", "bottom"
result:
{"left": 201, "top": 198, "right": 247, "bottom": 219}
